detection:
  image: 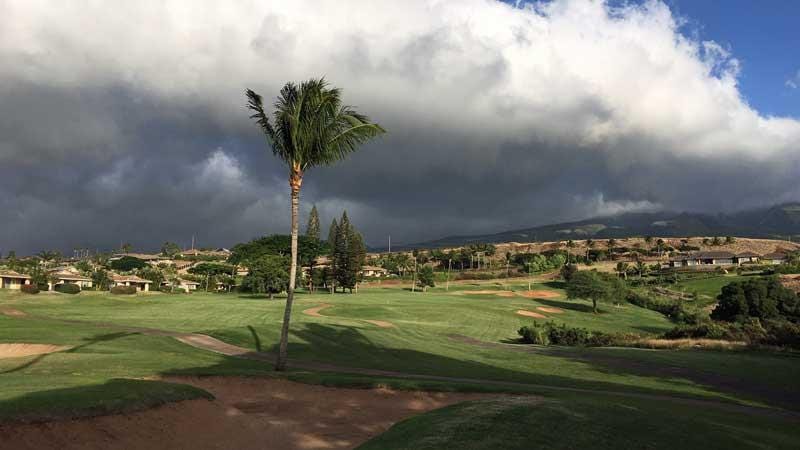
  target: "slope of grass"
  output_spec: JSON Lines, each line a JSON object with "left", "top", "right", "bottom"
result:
{"left": 358, "top": 393, "right": 799, "bottom": 450}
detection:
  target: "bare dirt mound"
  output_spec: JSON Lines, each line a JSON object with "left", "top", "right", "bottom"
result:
{"left": 1, "top": 309, "right": 27, "bottom": 317}
{"left": 0, "top": 376, "right": 495, "bottom": 450}
{"left": 302, "top": 303, "right": 332, "bottom": 317}
{"left": 516, "top": 310, "right": 547, "bottom": 319}
{"left": 536, "top": 306, "right": 564, "bottom": 314}
{"left": 0, "top": 343, "right": 69, "bottom": 359}
{"left": 364, "top": 320, "right": 395, "bottom": 328}
{"left": 517, "top": 290, "right": 561, "bottom": 299}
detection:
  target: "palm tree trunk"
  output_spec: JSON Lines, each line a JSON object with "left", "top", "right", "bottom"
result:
{"left": 276, "top": 170, "right": 302, "bottom": 371}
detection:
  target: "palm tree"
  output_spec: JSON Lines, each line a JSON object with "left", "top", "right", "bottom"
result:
{"left": 246, "top": 79, "right": 385, "bottom": 371}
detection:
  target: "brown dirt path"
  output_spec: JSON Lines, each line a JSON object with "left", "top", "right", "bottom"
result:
{"left": 0, "top": 376, "right": 497, "bottom": 450}
{"left": 302, "top": 303, "right": 332, "bottom": 317}
{"left": 536, "top": 306, "right": 564, "bottom": 314}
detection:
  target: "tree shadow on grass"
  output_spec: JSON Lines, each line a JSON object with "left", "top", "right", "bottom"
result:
{"left": 541, "top": 281, "right": 566, "bottom": 290}
{"left": 0, "top": 378, "right": 210, "bottom": 423}
{"left": 534, "top": 298, "right": 602, "bottom": 314}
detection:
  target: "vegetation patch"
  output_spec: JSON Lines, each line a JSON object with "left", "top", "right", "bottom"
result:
{"left": 110, "top": 285, "right": 137, "bottom": 295}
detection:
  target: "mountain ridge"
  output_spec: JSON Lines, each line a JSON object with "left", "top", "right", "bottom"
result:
{"left": 389, "top": 202, "right": 800, "bottom": 251}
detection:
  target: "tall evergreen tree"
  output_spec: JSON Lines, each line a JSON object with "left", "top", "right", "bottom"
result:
{"left": 345, "top": 228, "right": 366, "bottom": 292}
{"left": 306, "top": 205, "right": 321, "bottom": 240}
{"left": 334, "top": 212, "right": 351, "bottom": 291}
{"left": 327, "top": 218, "right": 338, "bottom": 250}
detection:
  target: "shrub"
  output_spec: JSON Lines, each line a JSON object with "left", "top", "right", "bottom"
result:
{"left": 110, "top": 285, "right": 137, "bottom": 295}
{"left": 711, "top": 277, "right": 797, "bottom": 322}
{"left": 20, "top": 284, "right": 39, "bottom": 295}
{"left": 518, "top": 321, "right": 618, "bottom": 347}
{"left": 54, "top": 283, "right": 81, "bottom": 294}
{"left": 626, "top": 291, "right": 698, "bottom": 323}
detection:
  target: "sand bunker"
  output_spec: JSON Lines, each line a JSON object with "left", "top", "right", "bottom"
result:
{"left": 516, "top": 310, "right": 547, "bottom": 319}
{"left": 536, "top": 306, "right": 564, "bottom": 314}
{"left": 0, "top": 376, "right": 497, "bottom": 450}
{"left": 364, "top": 320, "right": 395, "bottom": 328}
{"left": 463, "top": 290, "right": 516, "bottom": 297}
{"left": 302, "top": 304, "right": 332, "bottom": 318}
{"left": 0, "top": 343, "right": 69, "bottom": 359}
{"left": 1, "top": 309, "right": 27, "bottom": 317}
{"left": 517, "top": 290, "right": 561, "bottom": 299}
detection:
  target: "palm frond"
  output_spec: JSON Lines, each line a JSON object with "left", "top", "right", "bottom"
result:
{"left": 246, "top": 78, "right": 384, "bottom": 172}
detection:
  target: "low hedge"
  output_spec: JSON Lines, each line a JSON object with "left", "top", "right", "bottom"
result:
{"left": 20, "top": 284, "right": 39, "bottom": 295}
{"left": 55, "top": 283, "right": 81, "bottom": 294}
{"left": 518, "top": 321, "right": 621, "bottom": 347}
{"left": 663, "top": 318, "right": 800, "bottom": 349}
{"left": 110, "top": 285, "right": 137, "bottom": 295}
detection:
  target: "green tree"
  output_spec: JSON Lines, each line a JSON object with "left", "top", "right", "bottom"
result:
{"left": 560, "top": 263, "right": 578, "bottom": 281}
{"left": 635, "top": 260, "right": 648, "bottom": 278}
{"left": 347, "top": 229, "right": 366, "bottom": 292}
{"left": 725, "top": 236, "right": 736, "bottom": 244}
{"left": 712, "top": 277, "right": 797, "bottom": 322}
{"left": 91, "top": 269, "right": 111, "bottom": 291}
{"left": 566, "top": 271, "right": 624, "bottom": 314}
{"left": 161, "top": 242, "right": 181, "bottom": 257}
{"left": 417, "top": 266, "right": 435, "bottom": 292}
{"left": 242, "top": 255, "right": 290, "bottom": 299}
{"left": 74, "top": 260, "right": 93, "bottom": 275}
{"left": 306, "top": 205, "right": 321, "bottom": 240}
{"left": 110, "top": 256, "right": 148, "bottom": 272}
{"left": 121, "top": 243, "right": 133, "bottom": 253}
{"left": 247, "top": 79, "right": 384, "bottom": 370}
{"left": 616, "top": 261, "right": 630, "bottom": 280}
{"left": 334, "top": 212, "right": 352, "bottom": 291}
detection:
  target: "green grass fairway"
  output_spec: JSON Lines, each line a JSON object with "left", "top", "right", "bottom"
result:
{"left": 2, "top": 281, "right": 799, "bottom": 446}
{"left": 671, "top": 274, "right": 748, "bottom": 304}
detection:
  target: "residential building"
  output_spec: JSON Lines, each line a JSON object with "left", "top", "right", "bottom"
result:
{"left": 110, "top": 274, "right": 152, "bottom": 292}
{"left": 0, "top": 271, "right": 32, "bottom": 289}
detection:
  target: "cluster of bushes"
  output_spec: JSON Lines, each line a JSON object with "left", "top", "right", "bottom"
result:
{"left": 664, "top": 318, "right": 800, "bottom": 349}
{"left": 626, "top": 291, "right": 698, "bottom": 324}
{"left": 518, "top": 321, "right": 619, "bottom": 347}
{"left": 54, "top": 283, "right": 81, "bottom": 294}
{"left": 20, "top": 284, "right": 39, "bottom": 295}
{"left": 455, "top": 270, "right": 525, "bottom": 281}
{"left": 110, "top": 285, "right": 137, "bottom": 295}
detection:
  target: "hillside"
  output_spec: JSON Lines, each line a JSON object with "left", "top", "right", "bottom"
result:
{"left": 398, "top": 203, "right": 800, "bottom": 250}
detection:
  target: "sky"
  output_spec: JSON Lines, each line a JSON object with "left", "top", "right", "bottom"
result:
{"left": 0, "top": 0, "right": 798, "bottom": 255}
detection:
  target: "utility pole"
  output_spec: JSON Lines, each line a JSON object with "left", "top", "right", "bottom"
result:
{"left": 446, "top": 259, "right": 452, "bottom": 291}
{"left": 528, "top": 263, "right": 532, "bottom": 292}
{"left": 411, "top": 257, "right": 417, "bottom": 292}
{"left": 388, "top": 235, "right": 391, "bottom": 253}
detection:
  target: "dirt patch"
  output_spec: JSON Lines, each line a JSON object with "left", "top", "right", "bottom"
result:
{"left": 780, "top": 275, "right": 800, "bottom": 294}
{"left": 536, "top": 306, "right": 564, "bottom": 314}
{"left": 517, "top": 290, "right": 561, "bottom": 299}
{"left": 0, "top": 343, "right": 70, "bottom": 359}
{"left": 364, "top": 320, "right": 395, "bottom": 328}
{"left": 1, "top": 309, "right": 27, "bottom": 317}
{"left": 302, "top": 303, "right": 332, "bottom": 318}
{"left": 0, "top": 376, "right": 495, "bottom": 450}
{"left": 516, "top": 310, "right": 547, "bottom": 319}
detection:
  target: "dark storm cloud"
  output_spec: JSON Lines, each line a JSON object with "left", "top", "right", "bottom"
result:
{"left": 0, "top": 0, "right": 798, "bottom": 254}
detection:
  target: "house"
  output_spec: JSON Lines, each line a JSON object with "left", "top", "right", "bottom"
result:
{"left": 361, "top": 265, "right": 389, "bottom": 277}
{"left": 111, "top": 274, "right": 152, "bottom": 292}
{"left": 668, "top": 251, "right": 736, "bottom": 268}
{"left": 160, "top": 279, "right": 200, "bottom": 292}
{"left": 763, "top": 252, "right": 788, "bottom": 265}
{"left": 734, "top": 252, "right": 760, "bottom": 265}
{"left": 48, "top": 270, "right": 93, "bottom": 290}
{"left": 0, "top": 271, "right": 32, "bottom": 290}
